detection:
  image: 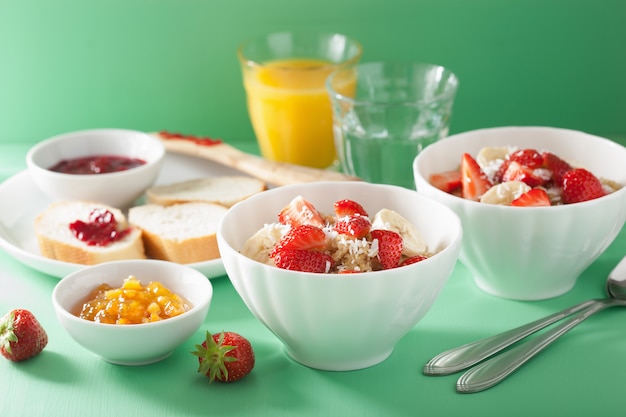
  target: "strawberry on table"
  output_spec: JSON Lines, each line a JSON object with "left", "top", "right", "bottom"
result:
{"left": 192, "top": 331, "right": 255, "bottom": 383}
{"left": 0, "top": 309, "right": 48, "bottom": 362}
{"left": 461, "top": 153, "right": 492, "bottom": 201}
{"left": 561, "top": 168, "right": 606, "bottom": 204}
{"left": 371, "top": 229, "right": 403, "bottom": 269}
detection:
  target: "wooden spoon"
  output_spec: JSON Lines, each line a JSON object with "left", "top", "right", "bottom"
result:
{"left": 150, "top": 131, "right": 361, "bottom": 187}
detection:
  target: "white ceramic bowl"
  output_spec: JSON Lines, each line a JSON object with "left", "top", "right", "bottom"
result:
{"left": 26, "top": 128, "right": 165, "bottom": 208}
{"left": 413, "top": 126, "right": 626, "bottom": 300}
{"left": 217, "top": 181, "right": 462, "bottom": 371}
{"left": 52, "top": 259, "right": 212, "bottom": 365}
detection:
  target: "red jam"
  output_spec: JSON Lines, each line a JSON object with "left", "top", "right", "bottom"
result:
{"left": 69, "top": 209, "right": 131, "bottom": 246}
{"left": 49, "top": 155, "right": 146, "bottom": 174}
{"left": 159, "top": 131, "right": 223, "bottom": 146}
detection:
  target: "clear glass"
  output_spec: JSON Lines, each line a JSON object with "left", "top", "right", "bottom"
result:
{"left": 238, "top": 32, "right": 362, "bottom": 169}
{"left": 327, "top": 62, "right": 459, "bottom": 189}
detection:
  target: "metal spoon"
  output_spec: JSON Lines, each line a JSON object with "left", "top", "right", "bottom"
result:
{"left": 423, "top": 255, "right": 626, "bottom": 393}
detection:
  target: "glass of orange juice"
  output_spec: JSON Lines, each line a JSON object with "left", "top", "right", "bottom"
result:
{"left": 237, "top": 32, "right": 362, "bottom": 169}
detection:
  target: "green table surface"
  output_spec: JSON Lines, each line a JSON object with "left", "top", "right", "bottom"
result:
{"left": 1, "top": 140, "right": 625, "bottom": 417}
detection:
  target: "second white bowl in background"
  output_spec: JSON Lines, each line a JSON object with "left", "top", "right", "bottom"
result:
{"left": 26, "top": 128, "right": 165, "bottom": 208}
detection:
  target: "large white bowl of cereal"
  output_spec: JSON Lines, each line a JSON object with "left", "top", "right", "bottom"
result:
{"left": 217, "top": 181, "right": 462, "bottom": 371}
{"left": 413, "top": 126, "right": 626, "bottom": 300}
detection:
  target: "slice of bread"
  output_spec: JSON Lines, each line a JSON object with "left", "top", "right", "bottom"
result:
{"left": 145, "top": 176, "right": 266, "bottom": 208}
{"left": 128, "top": 202, "right": 228, "bottom": 264}
{"left": 35, "top": 201, "right": 146, "bottom": 265}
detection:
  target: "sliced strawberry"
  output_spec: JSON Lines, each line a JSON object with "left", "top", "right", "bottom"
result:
{"left": 278, "top": 196, "right": 325, "bottom": 228}
{"left": 508, "top": 148, "right": 544, "bottom": 168}
{"left": 270, "top": 225, "right": 326, "bottom": 258}
{"left": 333, "top": 215, "right": 371, "bottom": 238}
{"left": 502, "top": 161, "right": 546, "bottom": 188}
{"left": 429, "top": 170, "right": 462, "bottom": 193}
{"left": 400, "top": 255, "right": 428, "bottom": 266}
{"left": 493, "top": 149, "right": 546, "bottom": 185}
{"left": 492, "top": 159, "right": 511, "bottom": 184}
{"left": 542, "top": 152, "right": 572, "bottom": 186}
{"left": 371, "top": 229, "right": 403, "bottom": 270}
{"left": 333, "top": 199, "right": 368, "bottom": 217}
{"left": 561, "top": 168, "right": 606, "bottom": 204}
{"left": 273, "top": 249, "right": 334, "bottom": 273}
{"left": 461, "top": 153, "right": 492, "bottom": 201}
{"left": 511, "top": 188, "right": 552, "bottom": 207}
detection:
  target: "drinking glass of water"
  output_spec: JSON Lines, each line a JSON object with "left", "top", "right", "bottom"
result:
{"left": 327, "top": 62, "right": 459, "bottom": 189}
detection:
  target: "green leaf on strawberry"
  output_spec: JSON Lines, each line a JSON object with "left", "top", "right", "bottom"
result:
{"left": 192, "top": 331, "right": 255, "bottom": 383}
{"left": 0, "top": 309, "right": 48, "bottom": 362}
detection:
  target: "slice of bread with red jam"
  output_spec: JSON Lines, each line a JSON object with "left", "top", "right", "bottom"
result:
{"left": 128, "top": 202, "right": 228, "bottom": 264}
{"left": 34, "top": 201, "right": 146, "bottom": 265}
{"left": 145, "top": 176, "right": 266, "bottom": 208}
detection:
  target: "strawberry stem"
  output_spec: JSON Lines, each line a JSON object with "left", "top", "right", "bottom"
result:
{"left": 191, "top": 331, "right": 237, "bottom": 382}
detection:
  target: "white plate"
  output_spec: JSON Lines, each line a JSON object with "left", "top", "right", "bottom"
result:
{"left": 0, "top": 152, "right": 249, "bottom": 279}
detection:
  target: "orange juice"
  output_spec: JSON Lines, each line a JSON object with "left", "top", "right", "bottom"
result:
{"left": 242, "top": 58, "right": 354, "bottom": 169}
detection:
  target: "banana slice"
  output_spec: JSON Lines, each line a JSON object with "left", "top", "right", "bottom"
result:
{"left": 371, "top": 208, "right": 427, "bottom": 257}
{"left": 476, "top": 146, "right": 514, "bottom": 179}
{"left": 476, "top": 146, "right": 511, "bottom": 167}
{"left": 241, "top": 223, "right": 289, "bottom": 264}
{"left": 480, "top": 181, "right": 531, "bottom": 205}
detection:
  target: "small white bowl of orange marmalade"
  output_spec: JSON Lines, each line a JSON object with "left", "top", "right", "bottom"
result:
{"left": 52, "top": 259, "right": 212, "bottom": 365}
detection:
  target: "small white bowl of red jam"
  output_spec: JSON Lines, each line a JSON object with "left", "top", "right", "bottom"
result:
{"left": 26, "top": 128, "right": 165, "bottom": 208}
{"left": 52, "top": 259, "right": 213, "bottom": 365}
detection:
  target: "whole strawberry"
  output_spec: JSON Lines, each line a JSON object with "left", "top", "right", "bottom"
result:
{"left": 0, "top": 309, "right": 48, "bottom": 362}
{"left": 561, "top": 168, "right": 606, "bottom": 204}
{"left": 192, "top": 331, "right": 254, "bottom": 383}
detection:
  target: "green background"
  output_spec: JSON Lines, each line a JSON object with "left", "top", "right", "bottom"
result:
{"left": 2, "top": 2, "right": 626, "bottom": 416}
{"left": 1, "top": 0, "right": 625, "bottom": 146}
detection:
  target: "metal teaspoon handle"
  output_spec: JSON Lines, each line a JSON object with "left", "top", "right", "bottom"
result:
{"left": 456, "top": 298, "right": 625, "bottom": 393}
{"left": 423, "top": 299, "right": 598, "bottom": 375}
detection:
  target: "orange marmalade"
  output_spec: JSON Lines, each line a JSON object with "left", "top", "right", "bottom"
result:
{"left": 73, "top": 276, "right": 192, "bottom": 324}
